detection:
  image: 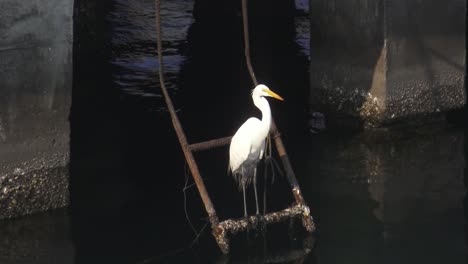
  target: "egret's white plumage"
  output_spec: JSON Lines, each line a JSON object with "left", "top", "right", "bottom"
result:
{"left": 229, "top": 84, "right": 283, "bottom": 216}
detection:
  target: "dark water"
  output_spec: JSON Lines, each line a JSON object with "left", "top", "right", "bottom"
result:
{"left": 1, "top": 0, "right": 466, "bottom": 263}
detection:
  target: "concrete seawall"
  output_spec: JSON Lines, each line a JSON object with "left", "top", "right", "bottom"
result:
{"left": 309, "top": 0, "right": 466, "bottom": 127}
{"left": 0, "top": 0, "right": 73, "bottom": 219}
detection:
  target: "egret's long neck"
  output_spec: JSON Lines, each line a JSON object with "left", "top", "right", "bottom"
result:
{"left": 253, "top": 95, "right": 272, "bottom": 137}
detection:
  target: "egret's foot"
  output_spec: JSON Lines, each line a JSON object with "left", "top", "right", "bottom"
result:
{"left": 255, "top": 214, "right": 267, "bottom": 233}
{"left": 245, "top": 215, "right": 252, "bottom": 234}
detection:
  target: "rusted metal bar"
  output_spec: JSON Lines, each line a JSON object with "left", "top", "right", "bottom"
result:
{"left": 188, "top": 136, "right": 232, "bottom": 152}
{"left": 154, "top": 0, "right": 223, "bottom": 248}
{"left": 240, "top": 0, "right": 314, "bottom": 234}
{"left": 271, "top": 121, "right": 314, "bottom": 231}
{"left": 241, "top": 0, "right": 258, "bottom": 86}
{"left": 270, "top": 122, "right": 298, "bottom": 189}
{"left": 216, "top": 204, "right": 314, "bottom": 236}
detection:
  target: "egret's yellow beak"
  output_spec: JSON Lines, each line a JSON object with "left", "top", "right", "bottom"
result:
{"left": 264, "top": 89, "right": 284, "bottom": 101}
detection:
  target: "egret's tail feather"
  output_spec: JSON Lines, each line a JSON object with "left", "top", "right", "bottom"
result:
{"left": 232, "top": 165, "right": 256, "bottom": 190}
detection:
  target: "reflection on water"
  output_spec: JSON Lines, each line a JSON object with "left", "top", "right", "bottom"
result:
{"left": 0, "top": 0, "right": 466, "bottom": 263}
{"left": 295, "top": 0, "right": 310, "bottom": 58}
{"left": 0, "top": 127, "right": 464, "bottom": 263}
{"left": 109, "top": 0, "right": 310, "bottom": 104}
{"left": 306, "top": 126, "right": 466, "bottom": 263}
{"left": 109, "top": 0, "right": 194, "bottom": 111}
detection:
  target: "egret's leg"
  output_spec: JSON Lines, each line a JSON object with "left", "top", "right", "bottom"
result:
{"left": 242, "top": 182, "right": 247, "bottom": 218}
{"left": 263, "top": 160, "right": 268, "bottom": 214}
{"left": 253, "top": 167, "right": 259, "bottom": 215}
{"left": 254, "top": 167, "right": 266, "bottom": 233}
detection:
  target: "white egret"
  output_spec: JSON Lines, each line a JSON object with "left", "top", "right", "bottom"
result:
{"left": 229, "top": 84, "right": 284, "bottom": 218}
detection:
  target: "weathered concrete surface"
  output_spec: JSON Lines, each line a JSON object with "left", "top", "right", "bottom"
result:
{"left": 309, "top": 0, "right": 465, "bottom": 127}
{"left": 0, "top": 0, "right": 73, "bottom": 219}
{"left": 0, "top": 209, "right": 74, "bottom": 263}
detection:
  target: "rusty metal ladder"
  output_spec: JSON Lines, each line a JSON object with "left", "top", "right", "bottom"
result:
{"left": 154, "top": 0, "right": 315, "bottom": 254}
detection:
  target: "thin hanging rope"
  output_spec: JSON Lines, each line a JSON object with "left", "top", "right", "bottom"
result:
{"left": 241, "top": 0, "right": 258, "bottom": 86}
{"left": 183, "top": 162, "right": 198, "bottom": 238}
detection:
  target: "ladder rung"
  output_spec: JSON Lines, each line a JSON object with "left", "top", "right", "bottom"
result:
{"left": 188, "top": 136, "right": 232, "bottom": 152}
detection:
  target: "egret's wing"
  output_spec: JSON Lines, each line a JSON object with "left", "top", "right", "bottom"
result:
{"left": 259, "top": 138, "right": 266, "bottom": 160}
{"left": 229, "top": 118, "right": 261, "bottom": 172}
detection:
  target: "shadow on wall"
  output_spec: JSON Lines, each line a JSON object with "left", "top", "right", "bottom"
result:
{"left": 178, "top": 0, "right": 309, "bottom": 140}
{"left": 385, "top": 0, "right": 465, "bottom": 123}
{"left": 310, "top": 0, "right": 465, "bottom": 129}
{"left": 309, "top": 0, "right": 385, "bottom": 129}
